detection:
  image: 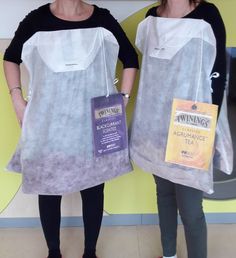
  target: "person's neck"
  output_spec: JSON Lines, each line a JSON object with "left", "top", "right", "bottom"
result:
{"left": 51, "top": 0, "right": 88, "bottom": 19}
{"left": 162, "top": 0, "right": 194, "bottom": 18}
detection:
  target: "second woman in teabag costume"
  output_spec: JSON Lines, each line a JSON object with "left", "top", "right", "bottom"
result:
{"left": 130, "top": 1, "right": 233, "bottom": 258}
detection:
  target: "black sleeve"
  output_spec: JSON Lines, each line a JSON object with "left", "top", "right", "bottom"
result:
{"left": 4, "top": 11, "right": 36, "bottom": 64}
{"left": 146, "top": 7, "right": 158, "bottom": 18}
{"left": 100, "top": 9, "right": 139, "bottom": 69}
{"left": 204, "top": 4, "right": 226, "bottom": 111}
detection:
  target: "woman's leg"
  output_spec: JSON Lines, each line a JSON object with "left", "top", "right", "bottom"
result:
{"left": 80, "top": 183, "right": 104, "bottom": 258}
{"left": 176, "top": 184, "right": 207, "bottom": 258}
{"left": 38, "top": 195, "right": 62, "bottom": 258}
{"left": 154, "top": 176, "right": 178, "bottom": 257}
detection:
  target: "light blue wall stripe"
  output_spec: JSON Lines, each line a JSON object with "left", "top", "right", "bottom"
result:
{"left": 0, "top": 213, "right": 236, "bottom": 228}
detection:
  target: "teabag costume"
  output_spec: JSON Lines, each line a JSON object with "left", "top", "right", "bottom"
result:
{"left": 214, "top": 90, "right": 233, "bottom": 173}
{"left": 130, "top": 16, "right": 233, "bottom": 194}
{"left": 7, "top": 27, "right": 133, "bottom": 195}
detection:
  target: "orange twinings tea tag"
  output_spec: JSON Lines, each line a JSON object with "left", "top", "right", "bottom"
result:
{"left": 165, "top": 99, "right": 218, "bottom": 171}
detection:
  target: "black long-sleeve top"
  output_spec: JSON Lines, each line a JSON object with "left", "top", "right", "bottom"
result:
{"left": 146, "top": 2, "right": 226, "bottom": 109}
{"left": 4, "top": 4, "right": 139, "bottom": 69}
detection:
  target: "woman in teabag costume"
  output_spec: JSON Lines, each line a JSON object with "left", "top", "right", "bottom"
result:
{"left": 130, "top": 1, "right": 233, "bottom": 258}
{"left": 3, "top": 0, "right": 138, "bottom": 258}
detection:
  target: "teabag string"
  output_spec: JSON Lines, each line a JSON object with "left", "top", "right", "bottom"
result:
{"left": 99, "top": 29, "right": 119, "bottom": 98}
{"left": 193, "top": 29, "right": 219, "bottom": 110}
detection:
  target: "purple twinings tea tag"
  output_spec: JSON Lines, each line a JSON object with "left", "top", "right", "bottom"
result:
{"left": 91, "top": 94, "right": 128, "bottom": 157}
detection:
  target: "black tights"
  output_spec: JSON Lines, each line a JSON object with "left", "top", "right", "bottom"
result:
{"left": 38, "top": 184, "right": 104, "bottom": 258}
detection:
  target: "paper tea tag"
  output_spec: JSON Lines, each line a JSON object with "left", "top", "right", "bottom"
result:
{"left": 91, "top": 94, "right": 128, "bottom": 157}
{"left": 165, "top": 98, "right": 218, "bottom": 170}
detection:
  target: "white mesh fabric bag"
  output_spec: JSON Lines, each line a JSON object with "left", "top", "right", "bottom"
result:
{"left": 7, "top": 27, "right": 132, "bottom": 194}
{"left": 130, "top": 16, "right": 232, "bottom": 194}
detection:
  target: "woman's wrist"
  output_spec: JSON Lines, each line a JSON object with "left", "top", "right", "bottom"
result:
{"left": 121, "top": 92, "right": 131, "bottom": 99}
{"left": 121, "top": 92, "right": 130, "bottom": 107}
{"left": 9, "top": 86, "right": 22, "bottom": 95}
{"left": 11, "top": 90, "right": 27, "bottom": 107}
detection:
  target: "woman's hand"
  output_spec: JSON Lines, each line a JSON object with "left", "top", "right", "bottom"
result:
{"left": 11, "top": 91, "right": 27, "bottom": 127}
{"left": 3, "top": 61, "right": 27, "bottom": 127}
{"left": 123, "top": 96, "right": 129, "bottom": 107}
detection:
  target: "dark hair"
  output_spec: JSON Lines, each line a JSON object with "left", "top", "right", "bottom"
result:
{"left": 160, "top": 0, "right": 204, "bottom": 6}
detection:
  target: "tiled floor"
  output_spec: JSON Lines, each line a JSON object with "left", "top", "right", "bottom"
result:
{"left": 0, "top": 224, "right": 236, "bottom": 258}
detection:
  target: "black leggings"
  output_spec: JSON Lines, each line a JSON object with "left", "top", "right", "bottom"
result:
{"left": 38, "top": 183, "right": 104, "bottom": 258}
